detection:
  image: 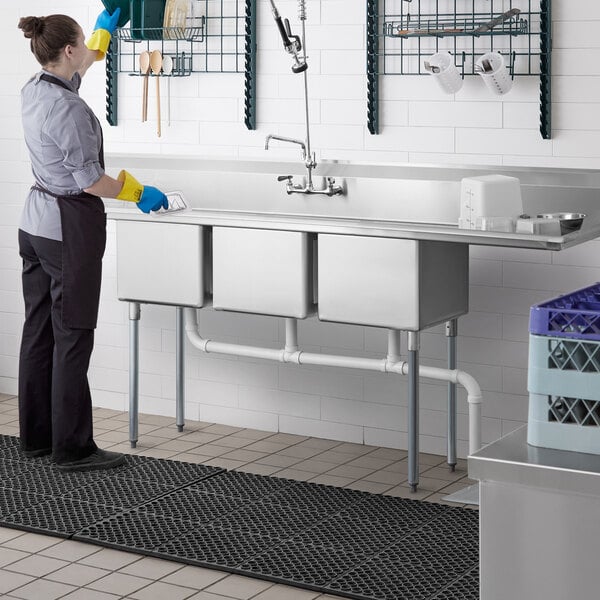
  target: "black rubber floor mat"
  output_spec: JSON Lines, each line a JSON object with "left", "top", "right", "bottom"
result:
{"left": 63, "top": 477, "right": 176, "bottom": 510}
{"left": 117, "top": 457, "right": 223, "bottom": 487}
{"left": 433, "top": 567, "right": 479, "bottom": 600}
{"left": 210, "top": 500, "right": 328, "bottom": 540}
{"left": 291, "top": 513, "right": 412, "bottom": 557}
{"left": 189, "top": 470, "right": 296, "bottom": 500}
{"left": 330, "top": 561, "right": 468, "bottom": 600}
{"left": 0, "top": 444, "right": 52, "bottom": 464}
{"left": 0, "top": 435, "right": 480, "bottom": 600}
{"left": 74, "top": 511, "right": 195, "bottom": 552}
{"left": 137, "top": 487, "right": 246, "bottom": 525}
{"left": 0, "top": 434, "right": 19, "bottom": 449}
{"left": 241, "top": 538, "right": 368, "bottom": 589}
{"left": 3, "top": 497, "right": 118, "bottom": 538}
{"left": 0, "top": 487, "right": 47, "bottom": 520}
{"left": 6, "top": 468, "right": 104, "bottom": 496}
{"left": 264, "top": 480, "right": 368, "bottom": 515}
{"left": 156, "top": 525, "right": 278, "bottom": 569}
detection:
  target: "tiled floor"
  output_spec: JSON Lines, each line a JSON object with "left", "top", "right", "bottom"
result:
{"left": 0, "top": 392, "right": 477, "bottom": 599}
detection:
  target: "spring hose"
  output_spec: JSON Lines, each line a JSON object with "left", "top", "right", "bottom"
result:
{"left": 298, "top": 0, "right": 306, "bottom": 21}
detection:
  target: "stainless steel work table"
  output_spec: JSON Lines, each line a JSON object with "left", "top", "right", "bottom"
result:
{"left": 469, "top": 426, "right": 600, "bottom": 600}
{"left": 108, "top": 206, "right": 600, "bottom": 250}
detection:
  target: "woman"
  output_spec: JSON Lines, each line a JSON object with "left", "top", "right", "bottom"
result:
{"left": 17, "top": 9, "right": 167, "bottom": 471}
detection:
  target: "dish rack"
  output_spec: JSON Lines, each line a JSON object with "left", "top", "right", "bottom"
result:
{"left": 366, "top": 0, "right": 552, "bottom": 138}
{"left": 105, "top": 0, "right": 257, "bottom": 129}
{"left": 527, "top": 284, "right": 600, "bottom": 454}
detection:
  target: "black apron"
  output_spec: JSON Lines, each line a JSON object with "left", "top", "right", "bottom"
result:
{"left": 32, "top": 73, "right": 107, "bottom": 329}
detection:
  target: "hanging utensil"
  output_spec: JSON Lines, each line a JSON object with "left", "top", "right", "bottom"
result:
{"left": 482, "top": 59, "right": 493, "bottom": 73}
{"left": 424, "top": 61, "right": 440, "bottom": 74}
{"left": 139, "top": 50, "right": 151, "bottom": 122}
{"left": 473, "top": 8, "right": 521, "bottom": 34}
{"left": 162, "top": 55, "right": 173, "bottom": 126}
{"left": 150, "top": 50, "right": 163, "bottom": 137}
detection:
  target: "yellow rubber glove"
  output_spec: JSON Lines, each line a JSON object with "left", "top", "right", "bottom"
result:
{"left": 116, "top": 170, "right": 169, "bottom": 213}
{"left": 116, "top": 170, "right": 144, "bottom": 203}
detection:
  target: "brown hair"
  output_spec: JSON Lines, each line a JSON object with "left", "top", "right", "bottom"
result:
{"left": 18, "top": 15, "right": 80, "bottom": 66}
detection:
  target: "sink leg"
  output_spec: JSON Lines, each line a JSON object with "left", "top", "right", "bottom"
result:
{"left": 129, "top": 302, "right": 141, "bottom": 449}
{"left": 407, "top": 331, "right": 420, "bottom": 493}
{"left": 176, "top": 306, "right": 185, "bottom": 433}
{"left": 446, "top": 319, "right": 458, "bottom": 471}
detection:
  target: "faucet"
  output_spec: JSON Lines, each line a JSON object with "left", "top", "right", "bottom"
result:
{"left": 265, "top": 0, "right": 344, "bottom": 197}
{"left": 264, "top": 134, "right": 307, "bottom": 160}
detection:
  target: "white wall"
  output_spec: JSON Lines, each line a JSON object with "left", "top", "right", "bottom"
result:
{"left": 1, "top": 0, "right": 600, "bottom": 456}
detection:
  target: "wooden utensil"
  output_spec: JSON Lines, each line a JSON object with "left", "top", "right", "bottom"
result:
{"left": 150, "top": 50, "right": 163, "bottom": 137}
{"left": 139, "top": 51, "right": 151, "bottom": 121}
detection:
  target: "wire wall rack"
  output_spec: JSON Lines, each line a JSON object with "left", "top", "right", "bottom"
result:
{"left": 105, "top": 0, "right": 257, "bottom": 130}
{"left": 367, "top": 0, "right": 552, "bottom": 138}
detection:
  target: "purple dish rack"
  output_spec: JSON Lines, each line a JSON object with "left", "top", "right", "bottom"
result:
{"left": 530, "top": 282, "right": 600, "bottom": 341}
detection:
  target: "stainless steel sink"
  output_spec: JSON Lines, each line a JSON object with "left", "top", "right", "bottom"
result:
{"left": 212, "top": 227, "right": 314, "bottom": 318}
{"left": 116, "top": 221, "right": 206, "bottom": 307}
{"left": 317, "top": 235, "right": 469, "bottom": 330}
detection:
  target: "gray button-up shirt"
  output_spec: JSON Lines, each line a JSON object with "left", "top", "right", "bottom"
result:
{"left": 20, "top": 70, "right": 105, "bottom": 241}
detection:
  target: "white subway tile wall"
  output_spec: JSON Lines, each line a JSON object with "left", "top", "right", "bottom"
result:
{"left": 1, "top": 0, "right": 599, "bottom": 456}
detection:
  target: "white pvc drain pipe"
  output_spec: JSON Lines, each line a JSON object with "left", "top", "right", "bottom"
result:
{"left": 184, "top": 309, "right": 482, "bottom": 459}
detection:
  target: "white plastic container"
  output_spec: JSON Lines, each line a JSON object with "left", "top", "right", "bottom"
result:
{"left": 476, "top": 52, "right": 513, "bottom": 95}
{"left": 458, "top": 174, "right": 523, "bottom": 231}
{"left": 425, "top": 52, "right": 463, "bottom": 94}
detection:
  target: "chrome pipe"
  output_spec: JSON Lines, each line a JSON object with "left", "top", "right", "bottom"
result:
{"left": 128, "top": 302, "right": 140, "bottom": 448}
{"left": 446, "top": 319, "right": 458, "bottom": 470}
{"left": 176, "top": 306, "right": 185, "bottom": 433}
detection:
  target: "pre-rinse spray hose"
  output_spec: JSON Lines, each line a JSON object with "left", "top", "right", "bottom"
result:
{"left": 269, "top": 0, "right": 308, "bottom": 73}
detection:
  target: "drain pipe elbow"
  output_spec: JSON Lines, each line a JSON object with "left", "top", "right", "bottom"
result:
{"left": 456, "top": 370, "right": 483, "bottom": 455}
{"left": 387, "top": 361, "right": 483, "bottom": 455}
{"left": 183, "top": 307, "right": 210, "bottom": 352}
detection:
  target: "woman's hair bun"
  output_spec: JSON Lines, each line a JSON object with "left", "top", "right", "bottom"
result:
{"left": 18, "top": 16, "right": 45, "bottom": 39}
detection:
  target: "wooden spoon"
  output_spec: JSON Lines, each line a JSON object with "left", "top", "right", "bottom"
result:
{"left": 150, "top": 50, "right": 163, "bottom": 137}
{"left": 139, "top": 51, "right": 151, "bottom": 122}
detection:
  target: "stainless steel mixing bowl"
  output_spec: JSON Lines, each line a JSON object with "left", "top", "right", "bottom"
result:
{"left": 536, "top": 212, "right": 586, "bottom": 235}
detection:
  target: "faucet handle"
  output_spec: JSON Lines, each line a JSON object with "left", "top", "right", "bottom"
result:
{"left": 277, "top": 175, "right": 293, "bottom": 182}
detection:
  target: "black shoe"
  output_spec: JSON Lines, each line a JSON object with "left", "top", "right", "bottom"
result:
{"left": 23, "top": 447, "right": 52, "bottom": 458}
{"left": 55, "top": 449, "right": 125, "bottom": 472}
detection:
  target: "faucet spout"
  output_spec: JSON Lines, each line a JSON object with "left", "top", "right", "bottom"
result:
{"left": 264, "top": 134, "right": 307, "bottom": 160}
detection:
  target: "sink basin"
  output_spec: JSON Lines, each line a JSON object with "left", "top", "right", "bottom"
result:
{"left": 212, "top": 227, "right": 315, "bottom": 318}
{"left": 116, "top": 221, "right": 206, "bottom": 307}
{"left": 317, "top": 235, "right": 469, "bottom": 330}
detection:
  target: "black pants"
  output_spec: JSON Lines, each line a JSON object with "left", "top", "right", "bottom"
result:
{"left": 18, "top": 230, "right": 97, "bottom": 462}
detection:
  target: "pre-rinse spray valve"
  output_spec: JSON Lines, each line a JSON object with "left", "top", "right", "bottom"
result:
{"left": 269, "top": 0, "right": 308, "bottom": 73}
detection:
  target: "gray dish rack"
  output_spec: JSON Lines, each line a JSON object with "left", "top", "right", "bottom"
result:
{"left": 366, "top": 0, "right": 552, "bottom": 138}
{"left": 105, "top": 0, "right": 257, "bottom": 129}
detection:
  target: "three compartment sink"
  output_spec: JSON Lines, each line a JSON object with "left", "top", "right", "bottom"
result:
{"left": 115, "top": 216, "right": 469, "bottom": 330}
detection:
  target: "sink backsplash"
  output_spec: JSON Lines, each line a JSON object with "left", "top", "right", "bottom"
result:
{"left": 105, "top": 155, "right": 600, "bottom": 225}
